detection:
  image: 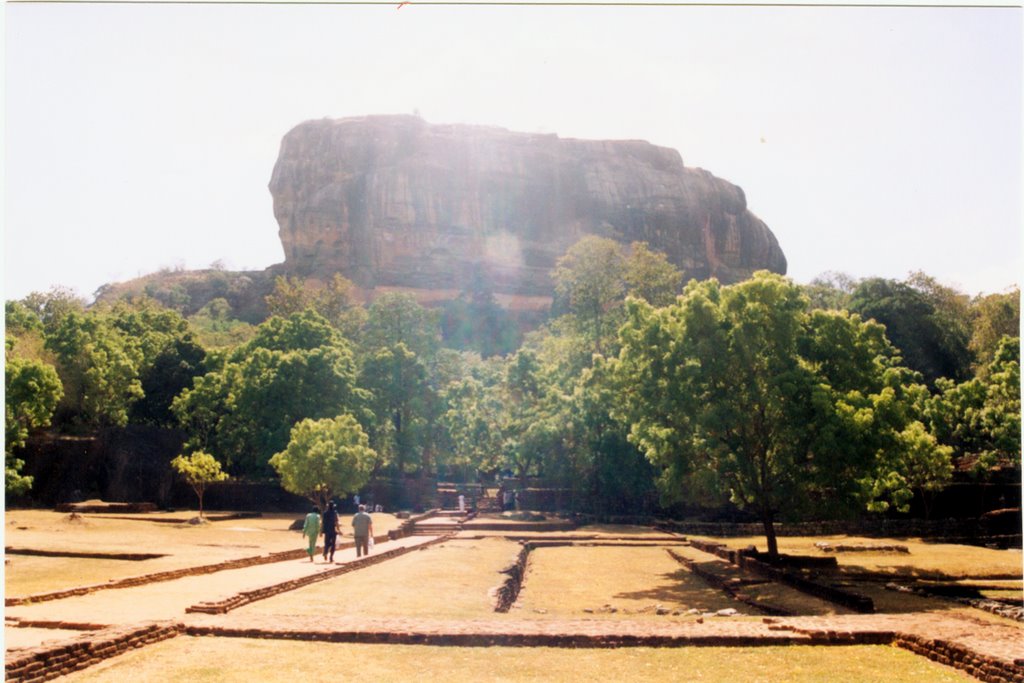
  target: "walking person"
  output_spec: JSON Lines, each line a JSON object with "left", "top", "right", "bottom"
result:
{"left": 352, "top": 504, "right": 374, "bottom": 557}
{"left": 322, "top": 501, "right": 339, "bottom": 563}
{"left": 301, "top": 506, "right": 320, "bottom": 562}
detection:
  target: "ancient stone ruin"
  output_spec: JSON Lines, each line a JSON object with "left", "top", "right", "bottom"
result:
{"left": 268, "top": 115, "right": 787, "bottom": 308}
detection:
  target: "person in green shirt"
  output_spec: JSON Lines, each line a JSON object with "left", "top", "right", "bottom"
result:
{"left": 301, "top": 506, "right": 320, "bottom": 562}
{"left": 352, "top": 504, "right": 374, "bottom": 557}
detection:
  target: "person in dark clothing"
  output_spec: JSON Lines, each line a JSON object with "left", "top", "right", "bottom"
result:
{"left": 322, "top": 501, "right": 340, "bottom": 562}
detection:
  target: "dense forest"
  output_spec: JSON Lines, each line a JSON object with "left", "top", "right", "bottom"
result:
{"left": 5, "top": 237, "right": 1020, "bottom": 545}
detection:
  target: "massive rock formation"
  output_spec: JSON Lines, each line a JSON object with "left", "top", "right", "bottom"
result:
{"left": 269, "top": 115, "right": 786, "bottom": 304}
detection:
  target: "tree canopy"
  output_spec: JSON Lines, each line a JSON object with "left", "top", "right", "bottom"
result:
{"left": 269, "top": 414, "right": 376, "bottom": 511}
{"left": 614, "top": 272, "right": 944, "bottom": 555}
{"left": 170, "top": 450, "right": 229, "bottom": 518}
{"left": 5, "top": 356, "right": 63, "bottom": 493}
{"left": 172, "top": 311, "right": 366, "bottom": 474}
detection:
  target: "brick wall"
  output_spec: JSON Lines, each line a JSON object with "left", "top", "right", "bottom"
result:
{"left": 5, "top": 621, "right": 180, "bottom": 682}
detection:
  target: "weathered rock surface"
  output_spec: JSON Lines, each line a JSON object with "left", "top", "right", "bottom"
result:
{"left": 269, "top": 115, "right": 786, "bottom": 299}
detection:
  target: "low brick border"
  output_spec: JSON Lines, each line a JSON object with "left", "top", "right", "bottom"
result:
{"left": 461, "top": 522, "right": 577, "bottom": 532}
{"left": 183, "top": 621, "right": 818, "bottom": 648}
{"left": 493, "top": 543, "right": 532, "bottom": 613}
{"left": 688, "top": 539, "right": 874, "bottom": 613}
{"left": 893, "top": 632, "right": 1024, "bottom": 683}
{"left": 5, "top": 547, "right": 166, "bottom": 561}
{"left": 60, "top": 509, "right": 260, "bottom": 528}
{"left": 459, "top": 534, "right": 685, "bottom": 543}
{"left": 55, "top": 502, "right": 158, "bottom": 514}
{"left": 186, "top": 535, "right": 452, "bottom": 615}
{"left": 5, "top": 620, "right": 181, "bottom": 683}
{"left": 526, "top": 540, "right": 686, "bottom": 548}
{"left": 666, "top": 548, "right": 794, "bottom": 617}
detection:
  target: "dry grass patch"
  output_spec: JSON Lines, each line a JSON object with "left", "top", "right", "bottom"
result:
{"left": 236, "top": 537, "right": 521, "bottom": 619}
{"left": 515, "top": 545, "right": 752, "bottom": 619}
{"left": 4, "top": 509, "right": 405, "bottom": 598}
{"left": 61, "top": 637, "right": 973, "bottom": 682}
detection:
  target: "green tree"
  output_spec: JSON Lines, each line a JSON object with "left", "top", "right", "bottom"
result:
{"left": 441, "top": 375, "right": 506, "bottom": 478}
{"left": 926, "top": 336, "right": 1021, "bottom": 476}
{"left": 20, "top": 286, "right": 87, "bottom": 334}
{"left": 361, "top": 292, "right": 440, "bottom": 359}
{"left": 848, "top": 276, "right": 970, "bottom": 386}
{"left": 245, "top": 308, "right": 340, "bottom": 353}
{"left": 552, "top": 236, "right": 626, "bottom": 353}
{"left": 803, "top": 271, "right": 857, "bottom": 311}
{"left": 359, "top": 342, "right": 430, "bottom": 475}
{"left": 5, "top": 301, "right": 50, "bottom": 365}
{"left": 269, "top": 414, "right": 376, "bottom": 511}
{"left": 868, "top": 421, "right": 953, "bottom": 519}
{"left": 615, "top": 272, "right": 933, "bottom": 557}
{"left": 969, "top": 289, "right": 1020, "bottom": 373}
{"left": 44, "top": 311, "right": 144, "bottom": 429}
{"left": 315, "top": 274, "right": 366, "bottom": 337}
{"left": 188, "top": 298, "right": 257, "bottom": 349}
{"left": 5, "top": 300, "right": 44, "bottom": 338}
{"left": 264, "top": 275, "right": 311, "bottom": 319}
{"left": 5, "top": 356, "right": 63, "bottom": 494}
{"left": 170, "top": 450, "right": 229, "bottom": 518}
{"left": 104, "top": 299, "right": 208, "bottom": 427}
{"left": 906, "top": 271, "right": 973, "bottom": 379}
{"left": 264, "top": 274, "right": 365, "bottom": 337}
{"left": 357, "top": 293, "right": 441, "bottom": 481}
{"left": 623, "top": 241, "right": 683, "bottom": 308}
{"left": 172, "top": 311, "right": 366, "bottom": 475}
{"left": 499, "top": 349, "right": 560, "bottom": 489}
{"left": 440, "top": 290, "right": 521, "bottom": 358}
{"left": 573, "top": 357, "right": 658, "bottom": 514}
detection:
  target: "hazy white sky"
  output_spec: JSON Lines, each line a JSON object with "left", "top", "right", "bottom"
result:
{"left": 4, "top": 3, "right": 1021, "bottom": 301}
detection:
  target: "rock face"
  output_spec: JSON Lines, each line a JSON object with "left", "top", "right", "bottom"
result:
{"left": 269, "top": 115, "right": 786, "bottom": 299}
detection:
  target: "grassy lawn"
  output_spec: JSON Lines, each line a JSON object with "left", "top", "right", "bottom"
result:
{"left": 4, "top": 509, "right": 405, "bottom": 597}
{"left": 62, "top": 638, "right": 974, "bottom": 682}
{"left": 515, "top": 545, "right": 754, "bottom": 619}
{"left": 235, "top": 537, "right": 521, "bottom": 619}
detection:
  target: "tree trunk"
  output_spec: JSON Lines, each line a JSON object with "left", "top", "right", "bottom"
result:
{"left": 761, "top": 509, "right": 779, "bottom": 558}
{"left": 920, "top": 488, "right": 933, "bottom": 520}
